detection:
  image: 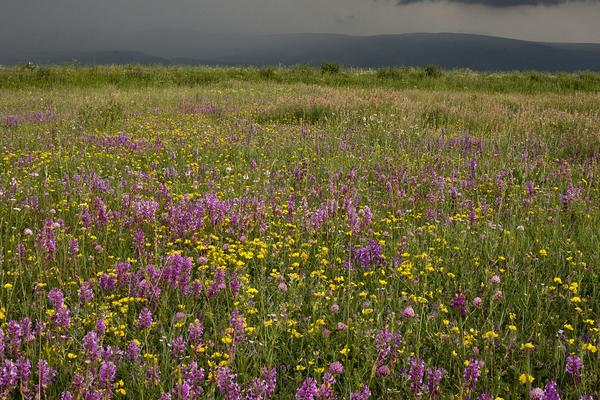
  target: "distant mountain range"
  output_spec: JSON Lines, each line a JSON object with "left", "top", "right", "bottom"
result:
{"left": 2, "top": 30, "right": 600, "bottom": 71}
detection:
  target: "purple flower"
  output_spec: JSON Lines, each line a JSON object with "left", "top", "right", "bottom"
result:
{"left": 81, "top": 207, "right": 92, "bottom": 228}
{"left": 229, "top": 309, "right": 246, "bottom": 343}
{"left": 566, "top": 354, "right": 582, "bottom": 383}
{"left": 463, "top": 358, "right": 484, "bottom": 392}
{"left": 451, "top": 290, "right": 467, "bottom": 317}
{"left": 543, "top": 380, "right": 561, "bottom": 400}
{"left": 134, "top": 228, "right": 145, "bottom": 254}
{"left": 99, "top": 273, "right": 116, "bottom": 291}
{"left": 95, "top": 319, "right": 106, "bottom": 337}
{"left": 407, "top": 356, "right": 425, "bottom": 396}
{"left": 6, "top": 320, "right": 22, "bottom": 354}
{"left": 72, "top": 372, "right": 85, "bottom": 394}
{"left": 184, "top": 362, "right": 205, "bottom": 383}
{"left": 99, "top": 361, "right": 117, "bottom": 386}
{"left": 60, "top": 391, "right": 73, "bottom": 400}
{"left": 317, "top": 372, "right": 335, "bottom": 400}
{"left": 353, "top": 240, "right": 383, "bottom": 269}
{"left": 37, "top": 219, "right": 57, "bottom": 261}
{"left": 350, "top": 385, "right": 371, "bottom": 400}
{"left": 188, "top": 320, "right": 204, "bottom": 345}
{"left": 247, "top": 368, "right": 277, "bottom": 400}
{"left": 426, "top": 366, "right": 444, "bottom": 398}
{"left": 216, "top": 367, "right": 242, "bottom": 400}
{"left": 48, "top": 288, "right": 64, "bottom": 308}
{"left": 78, "top": 280, "right": 94, "bottom": 304}
{"left": 16, "top": 243, "right": 26, "bottom": 261}
{"left": 37, "top": 359, "right": 57, "bottom": 389}
{"left": 82, "top": 331, "right": 100, "bottom": 360}
{"left": 375, "top": 328, "right": 402, "bottom": 367}
{"left": 4, "top": 115, "right": 20, "bottom": 128}
{"left": 0, "top": 359, "right": 19, "bottom": 392}
{"left": 137, "top": 308, "right": 153, "bottom": 329}
{"left": 161, "top": 254, "right": 193, "bottom": 291}
{"left": 145, "top": 366, "right": 161, "bottom": 385}
{"left": 126, "top": 340, "right": 141, "bottom": 362}
{"left": 171, "top": 335, "right": 186, "bottom": 359}
{"left": 68, "top": 238, "right": 79, "bottom": 256}
{"left": 295, "top": 377, "right": 318, "bottom": 400}
{"left": 207, "top": 268, "right": 227, "bottom": 298}
{"left": 173, "top": 382, "right": 193, "bottom": 400}
{"left": 16, "top": 356, "right": 31, "bottom": 382}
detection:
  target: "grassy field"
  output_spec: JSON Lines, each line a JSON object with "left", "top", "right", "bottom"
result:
{"left": 3, "top": 64, "right": 600, "bottom": 93}
{"left": 1, "top": 67, "right": 599, "bottom": 399}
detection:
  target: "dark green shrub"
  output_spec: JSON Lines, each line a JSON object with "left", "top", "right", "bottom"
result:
{"left": 376, "top": 67, "right": 404, "bottom": 80}
{"left": 321, "top": 62, "right": 341, "bottom": 74}
{"left": 256, "top": 104, "right": 334, "bottom": 124}
{"left": 259, "top": 67, "right": 276, "bottom": 80}
{"left": 424, "top": 64, "right": 442, "bottom": 78}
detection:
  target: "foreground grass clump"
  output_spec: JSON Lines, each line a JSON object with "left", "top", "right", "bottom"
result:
{"left": 0, "top": 71, "right": 599, "bottom": 399}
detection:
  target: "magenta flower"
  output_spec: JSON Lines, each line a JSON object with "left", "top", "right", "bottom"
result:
{"left": 403, "top": 306, "right": 416, "bottom": 318}
{"left": 329, "top": 361, "right": 344, "bottom": 375}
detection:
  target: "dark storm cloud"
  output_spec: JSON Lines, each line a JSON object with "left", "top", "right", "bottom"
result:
{"left": 1, "top": 0, "right": 600, "bottom": 45}
{"left": 394, "top": 0, "right": 596, "bottom": 6}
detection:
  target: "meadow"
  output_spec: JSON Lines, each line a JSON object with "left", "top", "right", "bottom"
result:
{"left": 1, "top": 65, "right": 599, "bottom": 399}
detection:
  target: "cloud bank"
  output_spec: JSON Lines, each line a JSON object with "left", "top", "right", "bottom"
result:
{"left": 1, "top": 0, "right": 599, "bottom": 45}
{"left": 394, "top": 0, "right": 597, "bottom": 6}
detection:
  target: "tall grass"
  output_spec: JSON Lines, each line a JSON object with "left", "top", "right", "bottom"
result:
{"left": 2, "top": 64, "right": 600, "bottom": 93}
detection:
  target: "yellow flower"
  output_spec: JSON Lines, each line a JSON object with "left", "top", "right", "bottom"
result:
{"left": 585, "top": 343, "right": 597, "bottom": 353}
{"left": 67, "top": 353, "right": 78, "bottom": 359}
{"left": 3, "top": 283, "right": 12, "bottom": 289}
{"left": 520, "top": 342, "right": 535, "bottom": 350}
{"left": 221, "top": 336, "right": 233, "bottom": 344}
{"left": 519, "top": 373, "right": 535, "bottom": 384}
{"left": 340, "top": 346, "right": 350, "bottom": 356}
{"left": 483, "top": 331, "right": 499, "bottom": 339}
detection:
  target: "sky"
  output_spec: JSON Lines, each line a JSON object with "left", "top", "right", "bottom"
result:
{"left": 2, "top": 0, "right": 600, "bottom": 43}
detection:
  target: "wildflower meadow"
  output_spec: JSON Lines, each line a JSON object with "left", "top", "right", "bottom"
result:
{"left": 0, "top": 66, "right": 599, "bottom": 399}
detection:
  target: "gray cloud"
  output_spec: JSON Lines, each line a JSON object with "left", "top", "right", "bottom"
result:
{"left": 394, "top": 0, "right": 596, "bottom": 6}
{"left": 0, "top": 0, "right": 599, "bottom": 46}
